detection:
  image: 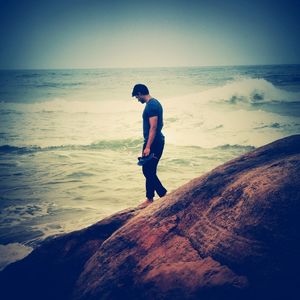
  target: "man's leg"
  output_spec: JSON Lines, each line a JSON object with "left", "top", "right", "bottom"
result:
{"left": 140, "top": 140, "right": 167, "bottom": 205}
{"left": 153, "top": 168, "right": 167, "bottom": 197}
{"left": 139, "top": 161, "right": 155, "bottom": 208}
{"left": 146, "top": 141, "right": 167, "bottom": 198}
{"left": 152, "top": 141, "right": 167, "bottom": 197}
{"left": 142, "top": 160, "right": 156, "bottom": 200}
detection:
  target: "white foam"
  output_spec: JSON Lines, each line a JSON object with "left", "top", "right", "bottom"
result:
{"left": 163, "top": 97, "right": 300, "bottom": 148}
{"left": 0, "top": 243, "right": 33, "bottom": 271}
{"left": 1, "top": 77, "right": 300, "bottom": 149}
{"left": 164, "top": 77, "right": 300, "bottom": 106}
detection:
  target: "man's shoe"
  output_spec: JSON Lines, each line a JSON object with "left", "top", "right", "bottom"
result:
{"left": 137, "top": 153, "right": 155, "bottom": 166}
{"left": 160, "top": 191, "right": 167, "bottom": 198}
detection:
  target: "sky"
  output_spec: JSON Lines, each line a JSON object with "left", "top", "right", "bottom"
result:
{"left": 0, "top": 0, "right": 299, "bottom": 69}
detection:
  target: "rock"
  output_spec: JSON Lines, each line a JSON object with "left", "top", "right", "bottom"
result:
{"left": 1, "top": 135, "right": 300, "bottom": 300}
{"left": 0, "top": 207, "right": 141, "bottom": 300}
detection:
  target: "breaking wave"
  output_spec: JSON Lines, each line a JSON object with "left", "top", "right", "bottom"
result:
{"left": 191, "top": 77, "right": 300, "bottom": 105}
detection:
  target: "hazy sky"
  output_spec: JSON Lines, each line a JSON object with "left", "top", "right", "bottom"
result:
{"left": 0, "top": 0, "right": 299, "bottom": 69}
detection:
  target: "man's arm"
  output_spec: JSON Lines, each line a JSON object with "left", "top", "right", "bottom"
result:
{"left": 143, "top": 116, "right": 158, "bottom": 156}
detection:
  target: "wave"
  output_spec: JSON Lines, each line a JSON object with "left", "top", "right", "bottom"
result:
{"left": 15, "top": 73, "right": 43, "bottom": 78}
{"left": 174, "top": 77, "right": 300, "bottom": 105}
{"left": 263, "top": 71, "right": 300, "bottom": 87}
{"left": 35, "top": 82, "right": 83, "bottom": 88}
{"left": 0, "top": 145, "right": 40, "bottom": 154}
{"left": 212, "top": 77, "right": 300, "bottom": 104}
{"left": 0, "top": 139, "right": 143, "bottom": 154}
{"left": 253, "top": 122, "right": 295, "bottom": 129}
{"left": 0, "top": 139, "right": 256, "bottom": 155}
{"left": 1, "top": 77, "right": 299, "bottom": 115}
{"left": 215, "top": 144, "right": 255, "bottom": 151}
{"left": 15, "top": 71, "right": 73, "bottom": 78}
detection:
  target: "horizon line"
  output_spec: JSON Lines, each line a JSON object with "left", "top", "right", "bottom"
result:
{"left": 1, "top": 63, "right": 300, "bottom": 71}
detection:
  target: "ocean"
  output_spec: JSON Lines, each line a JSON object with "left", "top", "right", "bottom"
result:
{"left": 1, "top": 65, "right": 300, "bottom": 269}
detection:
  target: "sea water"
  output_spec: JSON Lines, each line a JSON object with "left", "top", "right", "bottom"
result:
{"left": 1, "top": 65, "right": 300, "bottom": 269}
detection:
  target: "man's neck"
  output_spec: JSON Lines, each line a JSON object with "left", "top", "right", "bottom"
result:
{"left": 144, "top": 95, "right": 152, "bottom": 103}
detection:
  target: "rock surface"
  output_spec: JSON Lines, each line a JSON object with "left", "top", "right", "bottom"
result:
{"left": 0, "top": 207, "right": 141, "bottom": 300}
{"left": 1, "top": 135, "right": 300, "bottom": 300}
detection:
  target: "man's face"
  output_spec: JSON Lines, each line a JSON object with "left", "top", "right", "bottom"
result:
{"left": 135, "top": 94, "right": 146, "bottom": 104}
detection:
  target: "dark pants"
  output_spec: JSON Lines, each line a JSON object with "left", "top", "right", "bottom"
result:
{"left": 142, "top": 140, "right": 167, "bottom": 199}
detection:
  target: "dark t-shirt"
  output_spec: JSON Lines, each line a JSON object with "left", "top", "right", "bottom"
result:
{"left": 142, "top": 98, "right": 164, "bottom": 143}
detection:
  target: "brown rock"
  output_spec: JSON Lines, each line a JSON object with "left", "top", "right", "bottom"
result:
{"left": 1, "top": 134, "right": 300, "bottom": 300}
{"left": 0, "top": 207, "right": 141, "bottom": 300}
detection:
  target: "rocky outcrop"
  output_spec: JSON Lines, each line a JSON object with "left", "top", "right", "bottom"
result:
{"left": 1, "top": 135, "right": 300, "bottom": 300}
{"left": 0, "top": 208, "right": 141, "bottom": 300}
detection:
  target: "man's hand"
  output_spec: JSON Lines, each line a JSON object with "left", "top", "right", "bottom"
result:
{"left": 143, "top": 147, "right": 151, "bottom": 157}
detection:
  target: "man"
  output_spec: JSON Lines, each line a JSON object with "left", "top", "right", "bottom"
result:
{"left": 132, "top": 84, "right": 167, "bottom": 208}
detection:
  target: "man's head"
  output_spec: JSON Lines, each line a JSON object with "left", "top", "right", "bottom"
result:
{"left": 132, "top": 84, "right": 149, "bottom": 104}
